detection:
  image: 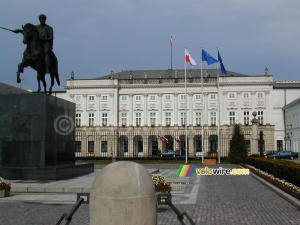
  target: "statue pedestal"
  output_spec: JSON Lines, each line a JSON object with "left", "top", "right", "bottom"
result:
{"left": 0, "top": 93, "right": 93, "bottom": 180}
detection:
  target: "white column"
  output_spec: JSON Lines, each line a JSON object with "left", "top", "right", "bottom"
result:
{"left": 110, "top": 93, "right": 116, "bottom": 126}
{"left": 96, "top": 94, "right": 101, "bottom": 126}
{"left": 158, "top": 94, "right": 162, "bottom": 126}
{"left": 189, "top": 93, "right": 193, "bottom": 126}
{"left": 129, "top": 94, "right": 133, "bottom": 126}
{"left": 203, "top": 93, "right": 208, "bottom": 125}
{"left": 174, "top": 93, "right": 178, "bottom": 125}
{"left": 82, "top": 94, "right": 87, "bottom": 126}
{"left": 265, "top": 91, "right": 270, "bottom": 124}
{"left": 143, "top": 94, "right": 148, "bottom": 126}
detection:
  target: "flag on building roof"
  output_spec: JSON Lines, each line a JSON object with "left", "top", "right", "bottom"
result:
{"left": 218, "top": 51, "right": 227, "bottom": 74}
{"left": 185, "top": 49, "right": 197, "bottom": 66}
{"left": 202, "top": 49, "right": 218, "bottom": 65}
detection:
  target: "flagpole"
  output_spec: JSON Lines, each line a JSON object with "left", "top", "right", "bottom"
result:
{"left": 217, "top": 48, "right": 221, "bottom": 164}
{"left": 170, "top": 36, "right": 173, "bottom": 70}
{"left": 184, "top": 48, "right": 188, "bottom": 164}
{"left": 201, "top": 48, "right": 204, "bottom": 164}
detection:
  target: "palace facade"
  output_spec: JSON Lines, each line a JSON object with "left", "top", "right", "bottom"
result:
{"left": 55, "top": 69, "right": 300, "bottom": 158}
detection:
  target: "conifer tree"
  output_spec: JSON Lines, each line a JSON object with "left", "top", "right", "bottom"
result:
{"left": 228, "top": 124, "right": 248, "bottom": 163}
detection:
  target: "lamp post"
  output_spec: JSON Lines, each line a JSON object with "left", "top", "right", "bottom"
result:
{"left": 285, "top": 132, "right": 292, "bottom": 151}
{"left": 286, "top": 124, "right": 292, "bottom": 151}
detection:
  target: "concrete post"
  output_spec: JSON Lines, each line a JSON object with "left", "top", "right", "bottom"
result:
{"left": 90, "top": 161, "right": 157, "bottom": 225}
{"left": 251, "top": 111, "right": 258, "bottom": 155}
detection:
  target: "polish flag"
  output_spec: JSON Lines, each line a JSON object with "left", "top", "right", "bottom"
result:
{"left": 163, "top": 136, "right": 169, "bottom": 143}
{"left": 185, "top": 49, "right": 197, "bottom": 66}
{"left": 175, "top": 136, "right": 182, "bottom": 143}
{"left": 170, "top": 37, "right": 173, "bottom": 46}
{"left": 158, "top": 135, "right": 168, "bottom": 143}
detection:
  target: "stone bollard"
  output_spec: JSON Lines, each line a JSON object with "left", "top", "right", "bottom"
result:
{"left": 90, "top": 161, "right": 157, "bottom": 225}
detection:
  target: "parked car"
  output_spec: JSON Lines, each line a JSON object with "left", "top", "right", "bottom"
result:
{"left": 264, "top": 150, "right": 277, "bottom": 158}
{"left": 161, "top": 150, "right": 180, "bottom": 157}
{"left": 267, "top": 151, "right": 298, "bottom": 160}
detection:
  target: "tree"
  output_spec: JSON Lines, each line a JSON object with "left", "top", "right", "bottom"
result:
{"left": 228, "top": 124, "right": 248, "bottom": 163}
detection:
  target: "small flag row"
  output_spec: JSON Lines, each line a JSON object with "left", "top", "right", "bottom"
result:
{"left": 157, "top": 135, "right": 183, "bottom": 143}
{"left": 185, "top": 49, "right": 227, "bottom": 74}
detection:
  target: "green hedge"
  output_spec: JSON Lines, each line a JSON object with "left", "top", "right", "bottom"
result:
{"left": 245, "top": 157, "right": 300, "bottom": 187}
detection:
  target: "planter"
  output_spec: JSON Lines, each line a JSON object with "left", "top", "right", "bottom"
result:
{"left": 0, "top": 190, "right": 4, "bottom": 198}
{"left": 5, "top": 189, "right": 10, "bottom": 197}
{"left": 0, "top": 189, "right": 10, "bottom": 198}
{"left": 249, "top": 168, "right": 300, "bottom": 201}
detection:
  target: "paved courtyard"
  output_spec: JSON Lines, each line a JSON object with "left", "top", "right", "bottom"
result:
{"left": 0, "top": 164, "right": 300, "bottom": 224}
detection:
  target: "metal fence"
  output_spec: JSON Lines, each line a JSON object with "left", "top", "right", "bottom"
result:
{"left": 74, "top": 129, "right": 254, "bottom": 159}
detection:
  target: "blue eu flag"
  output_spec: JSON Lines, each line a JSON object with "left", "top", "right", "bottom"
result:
{"left": 218, "top": 51, "right": 227, "bottom": 74}
{"left": 202, "top": 49, "right": 218, "bottom": 65}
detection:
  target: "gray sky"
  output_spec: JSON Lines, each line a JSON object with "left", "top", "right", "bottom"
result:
{"left": 1, "top": 0, "right": 300, "bottom": 92}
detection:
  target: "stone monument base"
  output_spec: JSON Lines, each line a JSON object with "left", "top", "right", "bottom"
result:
{"left": 0, "top": 162, "right": 94, "bottom": 180}
{"left": 0, "top": 93, "right": 94, "bottom": 180}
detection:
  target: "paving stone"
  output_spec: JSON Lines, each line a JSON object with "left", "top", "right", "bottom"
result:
{"left": 0, "top": 165, "right": 300, "bottom": 224}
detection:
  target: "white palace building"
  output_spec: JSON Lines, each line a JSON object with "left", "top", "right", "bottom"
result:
{"left": 55, "top": 69, "right": 300, "bottom": 158}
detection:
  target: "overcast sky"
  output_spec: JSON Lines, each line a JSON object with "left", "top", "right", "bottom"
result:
{"left": 1, "top": 0, "right": 300, "bottom": 92}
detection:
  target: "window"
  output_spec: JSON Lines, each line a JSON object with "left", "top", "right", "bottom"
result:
{"left": 102, "top": 113, "right": 108, "bottom": 126}
{"left": 75, "top": 95, "right": 82, "bottom": 102}
{"left": 181, "top": 112, "right": 186, "bottom": 125}
{"left": 88, "top": 95, "right": 95, "bottom": 101}
{"left": 150, "top": 112, "right": 156, "bottom": 126}
{"left": 88, "top": 141, "right": 94, "bottom": 153}
{"left": 195, "top": 136, "right": 202, "bottom": 152}
{"left": 243, "top": 92, "right": 250, "bottom": 99}
{"left": 245, "top": 140, "right": 251, "bottom": 153}
{"left": 149, "top": 95, "right": 156, "bottom": 101}
{"left": 165, "top": 95, "right": 171, "bottom": 101}
{"left": 124, "top": 141, "right": 128, "bottom": 152}
{"left": 138, "top": 139, "right": 143, "bottom": 152}
{"left": 195, "top": 112, "right": 201, "bottom": 125}
{"left": 75, "top": 141, "right": 81, "bottom": 152}
{"left": 75, "top": 113, "right": 81, "bottom": 127}
{"left": 244, "top": 111, "right": 250, "bottom": 125}
{"left": 136, "top": 112, "right": 142, "bottom": 126}
{"left": 229, "top": 111, "right": 235, "bottom": 125}
{"left": 210, "top": 112, "right": 217, "bottom": 125}
{"left": 257, "top": 92, "right": 264, "bottom": 98}
{"left": 88, "top": 113, "right": 94, "bottom": 126}
{"left": 121, "top": 112, "right": 127, "bottom": 126}
{"left": 210, "top": 94, "right": 216, "bottom": 100}
{"left": 102, "top": 95, "right": 108, "bottom": 101}
{"left": 277, "top": 140, "right": 283, "bottom": 151}
{"left": 228, "top": 92, "right": 235, "bottom": 99}
{"left": 121, "top": 95, "right": 127, "bottom": 101}
{"left": 195, "top": 94, "right": 201, "bottom": 100}
{"left": 165, "top": 112, "right": 171, "bottom": 126}
{"left": 101, "top": 141, "right": 108, "bottom": 152}
{"left": 135, "top": 95, "right": 142, "bottom": 101}
{"left": 258, "top": 111, "right": 264, "bottom": 125}
{"left": 179, "top": 94, "right": 186, "bottom": 100}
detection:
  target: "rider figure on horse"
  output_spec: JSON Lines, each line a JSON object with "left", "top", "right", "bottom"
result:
{"left": 13, "top": 14, "right": 53, "bottom": 74}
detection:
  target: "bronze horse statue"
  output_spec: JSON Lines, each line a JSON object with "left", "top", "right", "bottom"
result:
{"left": 16, "top": 23, "right": 60, "bottom": 94}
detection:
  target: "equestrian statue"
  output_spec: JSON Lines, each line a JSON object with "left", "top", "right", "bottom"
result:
{"left": 2, "top": 14, "right": 60, "bottom": 94}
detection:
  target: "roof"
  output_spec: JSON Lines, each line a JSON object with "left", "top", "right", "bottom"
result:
{"left": 273, "top": 81, "right": 300, "bottom": 89}
{"left": 0, "top": 82, "right": 30, "bottom": 94}
{"left": 94, "top": 69, "right": 264, "bottom": 80}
